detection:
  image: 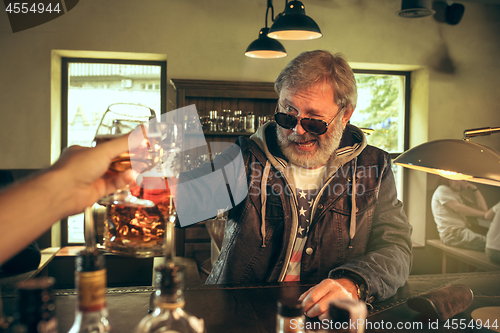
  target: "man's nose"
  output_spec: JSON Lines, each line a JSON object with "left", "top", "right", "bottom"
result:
{"left": 293, "top": 119, "right": 307, "bottom": 135}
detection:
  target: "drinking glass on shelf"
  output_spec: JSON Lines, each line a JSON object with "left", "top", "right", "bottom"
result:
{"left": 92, "top": 103, "right": 160, "bottom": 208}
{"left": 216, "top": 115, "right": 225, "bottom": 132}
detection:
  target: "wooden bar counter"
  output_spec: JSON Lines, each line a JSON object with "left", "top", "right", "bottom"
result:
{"left": 2, "top": 272, "right": 500, "bottom": 332}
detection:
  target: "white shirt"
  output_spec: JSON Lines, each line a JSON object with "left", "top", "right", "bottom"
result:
{"left": 486, "top": 202, "right": 500, "bottom": 251}
{"left": 289, "top": 164, "right": 325, "bottom": 192}
{"left": 431, "top": 185, "right": 468, "bottom": 236}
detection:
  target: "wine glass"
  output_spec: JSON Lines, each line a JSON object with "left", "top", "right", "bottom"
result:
{"left": 92, "top": 103, "right": 159, "bottom": 208}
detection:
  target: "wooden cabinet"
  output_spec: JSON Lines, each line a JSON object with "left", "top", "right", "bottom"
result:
{"left": 171, "top": 78, "right": 278, "bottom": 114}
{"left": 170, "top": 79, "right": 278, "bottom": 264}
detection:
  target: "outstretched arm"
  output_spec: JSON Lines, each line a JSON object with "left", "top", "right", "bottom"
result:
{"left": 466, "top": 183, "right": 488, "bottom": 212}
{"left": 445, "top": 199, "right": 487, "bottom": 217}
{"left": 0, "top": 134, "right": 136, "bottom": 265}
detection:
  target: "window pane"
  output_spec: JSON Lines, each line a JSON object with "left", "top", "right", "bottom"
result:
{"left": 350, "top": 74, "right": 405, "bottom": 153}
{"left": 66, "top": 62, "right": 162, "bottom": 244}
{"left": 351, "top": 73, "right": 407, "bottom": 201}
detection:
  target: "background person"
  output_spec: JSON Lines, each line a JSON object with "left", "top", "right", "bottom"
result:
{"left": 431, "top": 179, "right": 488, "bottom": 251}
{"left": 484, "top": 202, "right": 500, "bottom": 263}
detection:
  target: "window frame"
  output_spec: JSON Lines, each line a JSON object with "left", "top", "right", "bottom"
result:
{"left": 353, "top": 69, "right": 411, "bottom": 205}
{"left": 60, "top": 57, "right": 167, "bottom": 246}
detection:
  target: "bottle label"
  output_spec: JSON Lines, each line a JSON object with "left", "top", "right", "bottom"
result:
{"left": 77, "top": 269, "right": 107, "bottom": 312}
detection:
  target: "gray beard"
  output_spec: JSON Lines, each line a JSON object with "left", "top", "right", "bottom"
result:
{"left": 277, "top": 117, "right": 344, "bottom": 168}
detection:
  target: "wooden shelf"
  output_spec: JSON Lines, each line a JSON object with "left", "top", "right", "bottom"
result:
{"left": 171, "top": 79, "right": 276, "bottom": 258}
{"left": 203, "top": 131, "right": 252, "bottom": 136}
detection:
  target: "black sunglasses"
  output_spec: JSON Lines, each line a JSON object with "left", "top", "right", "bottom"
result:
{"left": 274, "top": 102, "right": 344, "bottom": 135}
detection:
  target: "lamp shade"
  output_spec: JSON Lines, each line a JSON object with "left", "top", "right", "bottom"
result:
{"left": 245, "top": 27, "right": 287, "bottom": 58}
{"left": 396, "top": 0, "right": 435, "bottom": 18}
{"left": 394, "top": 139, "right": 500, "bottom": 187}
{"left": 268, "top": 1, "right": 322, "bottom": 40}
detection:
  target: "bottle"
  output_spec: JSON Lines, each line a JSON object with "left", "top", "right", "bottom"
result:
{"left": 14, "top": 277, "right": 58, "bottom": 333}
{"left": 68, "top": 250, "right": 111, "bottom": 333}
{"left": 1, "top": 285, "right": 14, "bottom": 333}
{"left": 135, "top": 263, "right": 205, "bottom": 333}
{"left": 276, "top": 288, "right": 305, "bottom": 333}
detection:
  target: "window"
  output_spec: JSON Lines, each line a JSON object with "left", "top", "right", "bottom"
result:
{"left": 351, "top": 70, "right": 410, "bottom": 201}
{"left": 61, "top": 58, "right": 167, "bottom": 245}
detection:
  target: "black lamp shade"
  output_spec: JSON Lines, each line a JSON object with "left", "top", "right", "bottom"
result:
{"left": 245, "top": 27, "right": 287, "bottom": 58}
{"left": 268, "top": 1, "right": 322, "bottom": 40}
{"left": 397, "top": 0, "right": 435, "bottom": 18}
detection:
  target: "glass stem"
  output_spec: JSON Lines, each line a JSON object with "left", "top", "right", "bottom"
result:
{"left": 164, "top": 220, "right": 175, "bottom": 264}
{"left": 84, "top": 206, "right": 97, "bottom": 251}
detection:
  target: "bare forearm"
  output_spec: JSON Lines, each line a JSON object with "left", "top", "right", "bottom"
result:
{"left": 446, "top": 200, "right": 487, "bottom": 217}
{"left": 474, "top": 190, "right": 488, "bottom": 211}
{"left": 0, "top": 169, "right": 70, "bottom": 265}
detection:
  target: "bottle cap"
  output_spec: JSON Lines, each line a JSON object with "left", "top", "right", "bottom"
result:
{"left": 329, "top": 304, "right": 350, "bottom": 323}
{"left": 277, "top": 299, "right": 303, "bottom": 318}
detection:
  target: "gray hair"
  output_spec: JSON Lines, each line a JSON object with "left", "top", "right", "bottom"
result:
{"left": 274, "top": 50, "right": 357, "bottom": 109}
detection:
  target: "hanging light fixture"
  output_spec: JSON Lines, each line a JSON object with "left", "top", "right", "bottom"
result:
{"left": 245, "top": 0, "right": 287, "bottom": 59}
{"left": 268, "top": 0, "right": 322, "bottom": 40}
{"left": 394, "top": 127, "right": 500, "bottom": 187}
{"left": 396, "top": 0, "right": 435, "bottom": 18}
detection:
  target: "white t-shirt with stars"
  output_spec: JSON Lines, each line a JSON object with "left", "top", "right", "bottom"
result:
{"left": 284, "top": 164, "right": 325, "bottom": 282}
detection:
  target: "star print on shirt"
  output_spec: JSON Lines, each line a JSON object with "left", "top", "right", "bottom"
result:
{"left": 295, "top": 188, "right": 317, "bottom": 239}
{"left": 299, "top": 206, "right": 307, "bottom": 216}
{"left": 298, "top": 226, "right": 305, "bottom": 235}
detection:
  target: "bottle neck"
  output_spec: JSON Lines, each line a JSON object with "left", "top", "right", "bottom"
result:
{"left": 153, "top": 290, "right": 185, "bottom": 311}
{"left": 69, "top": 308, "right": 111, "bottom": 333}
{"left": 156, "top": 300, "right": 186, "bottom": 311}
{"left": 74, "top": 308, "right": 109, "bottom": 319}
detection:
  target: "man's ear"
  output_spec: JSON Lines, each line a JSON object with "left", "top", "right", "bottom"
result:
{"left": 341, "top": 105, "right": 354, "bottom": 127}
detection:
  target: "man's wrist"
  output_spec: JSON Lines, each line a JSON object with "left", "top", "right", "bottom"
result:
{"left": 334, "top": 278, "right": 360, "bottom": 299}
{"left": 331, "top": 271, "right": 368, "bottom": 301}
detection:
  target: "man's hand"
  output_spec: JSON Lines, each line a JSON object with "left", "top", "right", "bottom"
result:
{"left": 0, "top": 131, "right": 144, "bottom": 266}
{"left": 464, "top": 182, "right": 478, "bottom": 191}
{"left": 299, "top": 278, "right": 357, "bottom": 320}
{"left": 51, "top": 133, "right": 139, "bottom": 217}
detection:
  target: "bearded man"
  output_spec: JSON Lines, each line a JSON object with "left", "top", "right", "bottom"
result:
{"left": 199, "top": 50, "right": 412, "bottom": 320}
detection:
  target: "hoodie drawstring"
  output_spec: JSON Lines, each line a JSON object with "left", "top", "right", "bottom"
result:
{"left": 349, "top": 157, "right": 358, "bottom": 248}
{"left": 260, "top": 161, "right": 271, "bottom": 247}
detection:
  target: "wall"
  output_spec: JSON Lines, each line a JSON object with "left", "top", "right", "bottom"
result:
{"left": 1, "top": 0, "right": 499, "bottom": 271}
{"left": 1, "top": 0, "right": 499, "bottom": 168}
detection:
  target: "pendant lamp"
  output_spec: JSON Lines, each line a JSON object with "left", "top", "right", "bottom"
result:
{"left": 396, "top": 0, "right": 435, "bottom": 18}
{"left": 245, "top": 1, "right": 287, "bottom": 58}
{"left": 268, "top": 0, "right": 322, "bottom": 40}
